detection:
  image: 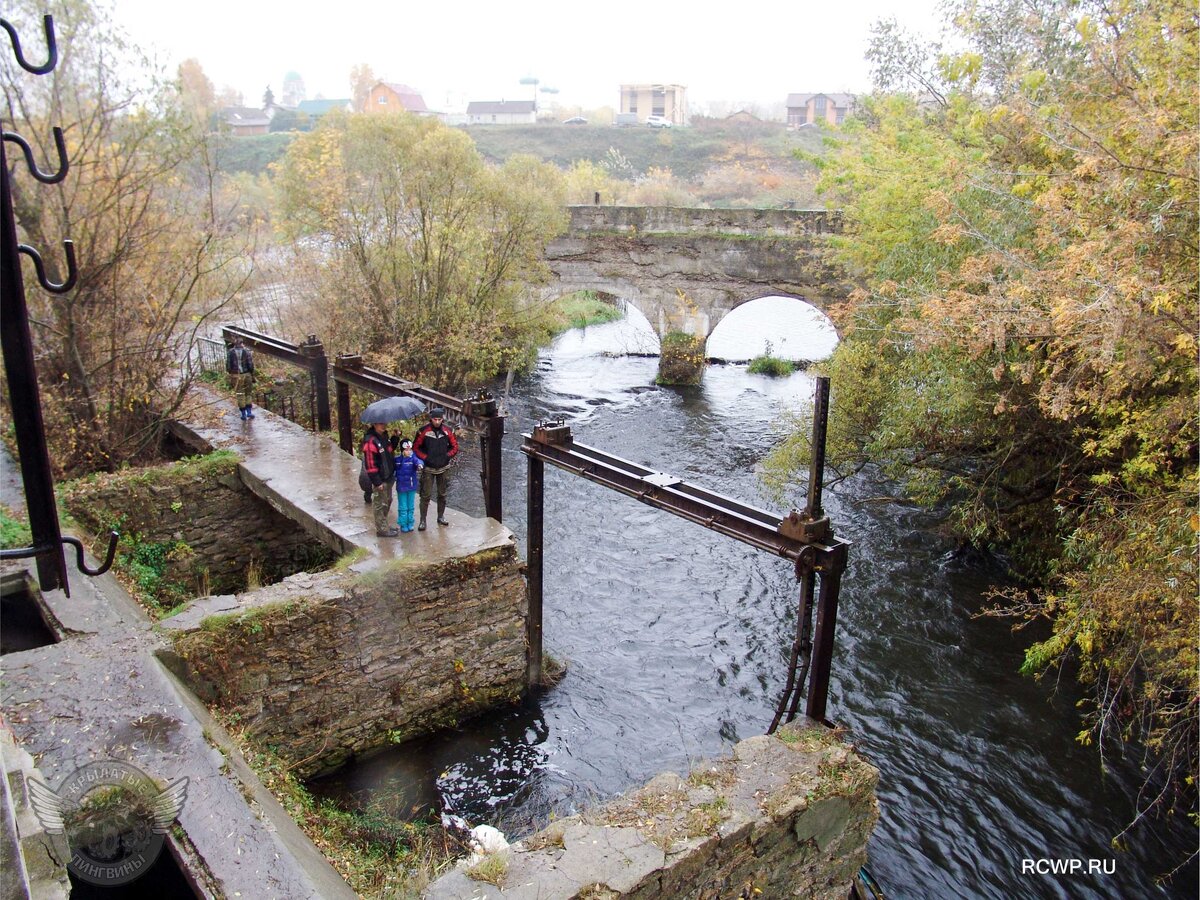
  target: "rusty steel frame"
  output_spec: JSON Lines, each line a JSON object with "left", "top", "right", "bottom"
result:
{"left": 221, "top": 325, "right": 331, "bottom": 431}
{"left": 521, "top": 377, "right": 848, "bottom": 723}
{"left": 331, "top": 355, "right": 505, "bottom": 523}
{"left": 217, "top": 328, "right": 506, "bottom": 522}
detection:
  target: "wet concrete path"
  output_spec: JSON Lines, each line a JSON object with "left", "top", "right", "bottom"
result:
{"left": 0, "top": 446, "right": 355, "bottom": 898}
{"left": 172, "top": 384, "right": 513, "bottom": 568}
{"left": 0, "top": 388, "right": 515, "bottom": 897}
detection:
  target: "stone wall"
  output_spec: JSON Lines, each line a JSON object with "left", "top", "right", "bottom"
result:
{"left": 567, "top": 205, "right": 843, "bottom": 238}
{"left": 61, "top": 453, "right": 336, "bottom": 595}
{"left": 428, "top": 719, "right": 878, "bottom": 899}
{"left": 162, "top": 544, "right": 527, "bottom": 776}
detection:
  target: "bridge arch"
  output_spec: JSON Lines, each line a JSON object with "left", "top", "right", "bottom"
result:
{"left": 705, "top": 294, "right": 839, "bottom": 362}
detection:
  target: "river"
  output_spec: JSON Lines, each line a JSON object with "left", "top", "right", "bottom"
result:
{"left": 311, "top": 299, "right": 1196, "bottom": 899}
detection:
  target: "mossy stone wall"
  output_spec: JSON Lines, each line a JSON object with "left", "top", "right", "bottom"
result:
{"left": 61, "top": 453, "right": 336, "bottom": 597}
{"left": 164, "top": 545, "right": 527, "bottom": 776}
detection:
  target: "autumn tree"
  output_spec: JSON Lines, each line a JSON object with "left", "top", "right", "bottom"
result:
{"left": 273, "top": 112, "right": 567, "bottom": 391}
{"left": 177, "top": 57, "right": 215, "bottom": 124}
{"left": 771, "top": 0, "right": 1198, "bottom": 853}
{"left": 349, "top": 63, "right": 376, "bottom": 113}
{"left": 2, "top": 0, "right": 252, "bottom": 474}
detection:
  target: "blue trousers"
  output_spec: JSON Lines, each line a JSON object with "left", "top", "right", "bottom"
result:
{"left": 396, "top": 490, "right": 417, "bottom": 531}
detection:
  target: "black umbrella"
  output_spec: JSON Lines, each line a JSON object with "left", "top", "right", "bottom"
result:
{"left": 359, "top": 395, "right": 425, "bottom": 424}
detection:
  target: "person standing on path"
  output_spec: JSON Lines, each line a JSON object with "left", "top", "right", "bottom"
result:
{"left": 413, "top": 407, "right": 458, "bottom": 530}
{"left": 226, "top": 336, "right": 256, "bottom": 419}
{"left": 362, "top": 421, "right": 398, "bottom": 537}
{"left": 394, "top": 439, "right": 423, "bottom": 533}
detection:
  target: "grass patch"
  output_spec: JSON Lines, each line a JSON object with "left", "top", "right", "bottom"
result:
{"left": 747, "top": 354, "right": 796, "bottom": 377}
{"left": 549, "top": 291, "right": 623, "bottom": 332}
{"left": 686, "top": 764, "right": 738, "bottom": 791}
{"left": 0, "top": 507, "right": 32, "bottom": 550}
{"left": 465, "top": 852, "right": 508, "bottom": 887}
{"left": 216, "top": 713, "right": 462, "bottom": 898}
{"left": 684, "top": 797, "right": 729, "bottom": 838}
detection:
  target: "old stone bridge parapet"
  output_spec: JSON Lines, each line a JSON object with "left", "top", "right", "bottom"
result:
{"left": 543, "top": 205, "right": 853, "bottom": 340}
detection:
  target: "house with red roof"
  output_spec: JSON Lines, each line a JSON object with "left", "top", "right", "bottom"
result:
{"left": 365, "top": 82, "right": 430, "bottom": 115}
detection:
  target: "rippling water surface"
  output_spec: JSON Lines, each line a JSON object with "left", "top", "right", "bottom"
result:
{"left": 311, "top": 300, "right": 1196, "bottom": 899}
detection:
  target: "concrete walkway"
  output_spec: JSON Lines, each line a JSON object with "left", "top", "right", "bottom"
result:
{"left": 0, "top": 390, "right": 516, "bottom": 896}
{"left": 171, "top": 384, "right": 513, "bottom": 567}
{"left": 0, "top": 512, "right": 355, "bottom": 898}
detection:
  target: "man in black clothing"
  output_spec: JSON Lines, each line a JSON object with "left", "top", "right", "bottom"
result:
{"left": 413, "top": 407, "right": 458, "bottom": 530}
{"left": 226, "top": 336, "right": 256, "bottom": 419}
{"left": 362, "top": 422, "right": 398, "bottom": 537}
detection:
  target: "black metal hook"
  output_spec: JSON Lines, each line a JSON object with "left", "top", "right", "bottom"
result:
{"left": 3, "top": 127, "right": 69, "bottom": 183}
{"left": 0, "top": 532, "right": 118, "bottom": 577}
{"left": 17, "top": 240, "right": 77, "bottom": 294}
{"left": 1, "top": 15, "right": 57, "bottom": 75}
{"left": 61, "top": 533, "right": 119, "bottom": 576}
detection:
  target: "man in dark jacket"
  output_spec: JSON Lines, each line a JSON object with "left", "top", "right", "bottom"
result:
{"left": 362, "top": 421, "right": 398, "bottom": 537}
{"left": 226, "top": 336, "right": 255, "bottom": 419}
{"left": 413, "top": 407, "right": 458, "bottom": 530}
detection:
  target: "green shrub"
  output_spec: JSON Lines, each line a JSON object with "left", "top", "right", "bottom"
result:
{"left": 747, "top": 355, "right": 795, "bottom": 377}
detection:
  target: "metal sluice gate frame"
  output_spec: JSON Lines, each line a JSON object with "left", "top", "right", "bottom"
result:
{"left": 521, "top": 377, "right": 850, "bottom": 728}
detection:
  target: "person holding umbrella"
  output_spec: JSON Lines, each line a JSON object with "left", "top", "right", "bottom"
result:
{"left": 414, "top": 406, "right": 458, "bottom": 530}
{"left": 357, "top": 396, "right": 426, "bottom": 531}
{"left": 362, "top": 421, "right": 398, "bottom": 536}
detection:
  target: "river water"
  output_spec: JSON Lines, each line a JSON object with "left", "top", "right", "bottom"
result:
{"left": 311, "top": 299, "right": 1196, "bottom": 899}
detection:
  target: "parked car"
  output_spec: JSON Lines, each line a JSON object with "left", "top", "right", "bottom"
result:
{"left": 563, "top": 116, "right": 588, "bottom": 125}
{"left": 645, "top": 115, "right": 672, "bottom": 128}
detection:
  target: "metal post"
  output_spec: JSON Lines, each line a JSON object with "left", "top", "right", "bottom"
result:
{"left": 300, "top": 335, "right": 331, "bottom": 432}
{"left": 0, "top": 143, "right": 67, "bottom": 593}
{"left": 806, "top": 375, "right": 830, "bottom": 520}
{"left": 805, "top": 547, "right": 846, "bottom": 722}
{"left": 526, "top": 455, "right": 544, "bottom": 687}
{"left": 483, "top": 415, "right": 504, "bottom": 522}
{"left": 336, "top": 378, "right": 353, "bottom": 453}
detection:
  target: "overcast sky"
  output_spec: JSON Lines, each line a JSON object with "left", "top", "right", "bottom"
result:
{"left": 110, "top": 0, "right": 945, "bottom": 113}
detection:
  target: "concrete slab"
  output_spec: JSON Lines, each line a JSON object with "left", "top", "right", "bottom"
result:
{"left": 171, "top": 384, "right": 514, "bottom": 568}
{"left": 0, "top": 561, "right": 355, "bottom": 899}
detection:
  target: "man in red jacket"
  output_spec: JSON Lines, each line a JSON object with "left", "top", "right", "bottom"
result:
{"left": 413, "top": 407, "right": 458, "bottom": 530}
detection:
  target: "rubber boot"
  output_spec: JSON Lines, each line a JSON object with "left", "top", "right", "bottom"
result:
{"left": 239, "top": 406, "right": 247, "bottom": 419}
{"left": 246, "top": 403, "right": 254, "bottom": 419}
{"left": 437, "top": 498, "right": 449, "bottom": 526}
{"left": 418, "top": 500, "right": 428, "bottom": 531}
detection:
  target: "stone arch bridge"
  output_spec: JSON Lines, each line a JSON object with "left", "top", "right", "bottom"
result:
{"left": 542, "top": 206, "right": 852, "bottom": 339}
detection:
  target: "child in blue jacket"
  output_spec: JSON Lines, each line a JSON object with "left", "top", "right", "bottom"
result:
{"left": 394, "top": 439, "right": 424, "bottom": 533}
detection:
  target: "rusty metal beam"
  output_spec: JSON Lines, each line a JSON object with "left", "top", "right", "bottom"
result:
{"left": 519, "top": 432, "right": 849, "bottom": 567}
{"left": 222, "top": 325, "right": 332, "bottom": 431}
{"left": 331, "top": 355, "right": 506, "bottom": 522}
{"left": 330, "top": 356, "right": 486, "bottom": 428}
{"left": 521, "top": 412, "right": 850, "bottom": 723}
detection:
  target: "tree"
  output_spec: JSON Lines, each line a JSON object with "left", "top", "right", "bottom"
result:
{"left": 2, "top": 0, "right": 252, "bottom": 475}
{"left": 214, "top": 85, "right": 243, "bottom": 109}
{"left": 349, "top": 63, "right": 376, "bottom": 113}
{"left": 273, "top": 113, "right": 567, "bottom": 391}
{"left": 177, "top": 57, "right": 215, "bottom": 123}
{"left": 262, "top": 85, "right": 275, "bottom": 108}
{"left": 772, "top": 0, "right": 1198, "bottom": 858}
